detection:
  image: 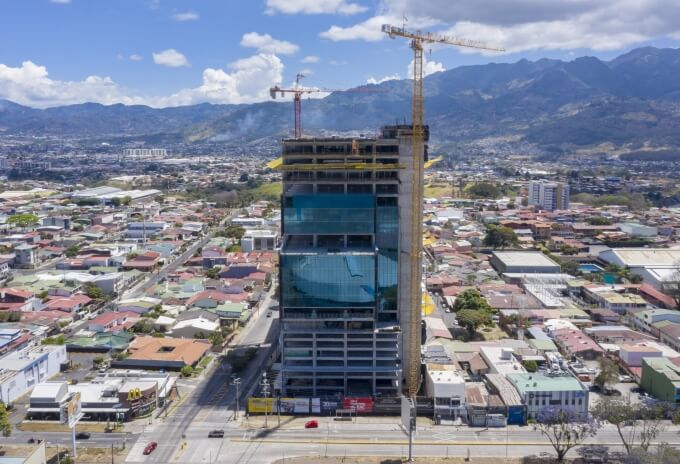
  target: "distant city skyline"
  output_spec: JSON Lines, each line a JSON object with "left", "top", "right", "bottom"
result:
{"left": 1, "top": 0, "right": 680, "bottom": 108}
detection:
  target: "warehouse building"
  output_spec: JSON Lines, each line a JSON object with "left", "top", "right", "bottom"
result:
{"left": 640, "top": 357, "right": 680, "bottom": 404}
{"left": 490, "top": 251, "right": 561, "bottom": 275}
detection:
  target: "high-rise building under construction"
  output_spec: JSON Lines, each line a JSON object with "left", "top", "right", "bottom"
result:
{"left": 278, "top": 125, "right": 427, "bottom": 397}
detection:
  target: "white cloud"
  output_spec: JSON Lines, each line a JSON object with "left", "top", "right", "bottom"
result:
{"left": 265, "top": 0, "right": 367, "bottom": 15}
{"left": 171, "top": 11, "right": 199, "bottom": 21}
{"left": 367, "top": 73, "right": 400, "bottom": 84}
{"left": 240, "top": 32, "right": 299, "bottom": 55}
{"left": 321, "top": 15, "right": 395, "bottom": 42}
{"left": 0, "top": 55, "right": 284, "bottom": 108}
{"left": 129, "top": 54, "right": 144, "bottom": 61}
{"left": 407, "top": 56, "right": 444, "bottom": 78}
{"left": 50, "top": 0, "right": 71, "bottom": 4}
{"left": 322, "top": 0, "right": 680, "bottom": 53}
{"left": 301, "top": 55, "right": 320, "bottom": 63}
{"left": 152, "top": 49, "right": 190, "bottom": 67}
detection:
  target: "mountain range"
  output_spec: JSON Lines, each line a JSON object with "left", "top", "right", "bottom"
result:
{"left": 2, "top": 46, "right": 680, "bottom": 151}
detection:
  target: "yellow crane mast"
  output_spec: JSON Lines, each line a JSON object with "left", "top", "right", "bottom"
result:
{"left": 381, "top": 24, "right": 503, "bottom": 397}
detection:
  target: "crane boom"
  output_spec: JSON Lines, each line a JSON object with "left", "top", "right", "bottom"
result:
{"left": 382, "top": 23, "right": 503, "bottom": 398}
{"left": 271, "top": 74, "right": 384, "bottom": 138}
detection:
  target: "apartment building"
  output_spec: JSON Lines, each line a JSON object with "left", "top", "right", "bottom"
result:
{"left": 528, "top": 180, "right": 570, "bottom": 211}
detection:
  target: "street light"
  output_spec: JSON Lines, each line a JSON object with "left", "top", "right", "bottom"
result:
{"left": 231, "top": 376, "right": 241, "bottom": 421}
{"left": 261, "top": 373, "right": 270, "bottom": 428}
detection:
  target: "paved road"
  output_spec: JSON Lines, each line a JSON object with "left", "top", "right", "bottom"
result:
{"left": 127, "top": 415, "right": 680, "bottom": 464}
{"left": 125, "top": 289, "right": 280, "bottom": 463}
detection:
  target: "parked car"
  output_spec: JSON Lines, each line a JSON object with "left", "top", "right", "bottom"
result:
{"left": 75, "top": 432, "right": 91, "bottom": 440}
{"left": 208, "top": 430, "right": 224, "bottom": 438}
{"left": 266, "top": 312, "right": 272, "bottom": 318}
{"left": 143, "top": 442, "right": 158, "bottom": 455}
{"left": 304, "top": 420, "right": 319, "bottom": 429}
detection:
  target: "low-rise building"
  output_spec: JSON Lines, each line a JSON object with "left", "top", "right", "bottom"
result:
{"left": 424, "top": 364, "right": 466, "bottom": 420}
{"left": 0, "top": 344, "right": 67, "bottom": 405}
{"left": 241, "top": 229, "right": 278, "bottom": 252}
{"left": 490, "top": 251, "right": 561, "bottom": 274}
{"left": 640, "top": 357, "right": 680, "bottom": 404}
{"left": 507, "top": 373, "right": 589, "bottom": 420}
{"left": 28, "top": 370, "right": 176, "bottom": 421}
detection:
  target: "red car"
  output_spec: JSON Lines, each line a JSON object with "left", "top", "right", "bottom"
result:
{"left": 304, "top": 420, "right": 319, "bottom": 429}
{"left": 143, "top": 442, "right": 158, "bottom": 455}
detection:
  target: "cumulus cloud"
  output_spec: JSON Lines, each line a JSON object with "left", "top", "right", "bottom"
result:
{"left": 265, "top": 0, "right": 367, "bottom": 15}
{"left": 171, "top": 11, "right": 200, "bottom": 21}
{"left": 152, "top": 49, "right": 190, "bottom": 67}
{"left": 301, "top": 55, "right": 320, "bottom": 63}
{"left": 129, "top": 54, "right": 144, "bottom": 61}
{"left": 367, "top": 73, "right": 400, "bottom": 84}
{"left": 321, "top": 0, "right": 680, "bottom": 53}
{"left": 240, "top": 32, "right": 299, "bottom": 55}
{"left": 0, "top": 55, "right": 283, "bottom": 108}
{"left": 407, "top": 56, "right": 444, "bottom": 78}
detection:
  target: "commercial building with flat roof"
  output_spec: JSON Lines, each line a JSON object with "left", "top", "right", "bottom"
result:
{"left": 490, "top": 251, "right": 561, "bottom": 274}
{"left": 279, "top": 126, "right": 426, "bottom": 397}
{"left": 598, "top": 248, "right": 680, "bottom": 289}
{"left": 640, "top": 357, "right": 680, "bottom": 404}
{"left": 507, "top": 372, "right": 588, "bottom": 420}
{"left": 0, "top": 344, "right": 67, "bottom": 405}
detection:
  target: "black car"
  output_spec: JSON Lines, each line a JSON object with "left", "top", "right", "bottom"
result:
{"left": 208, "top": 430, "right": 224, "bottom": 438}
{"left": 75, "top": 432, "right": 91, "bottom": 440}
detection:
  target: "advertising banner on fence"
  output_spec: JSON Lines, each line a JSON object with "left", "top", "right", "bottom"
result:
{"left": 320, "top": 399, "right": 339, "bottom": 414}
{"left": 373, "top": 396, "right": 401, "bottom": 415}
{"left": 311, "top": 398, "right": 321, "bottom": 414}
{"left": 248, "top": 397, "right": 274, "bottom": 414}
{"left": 278, "top": 398, "right": 310, "bottom": 414}
{"left": 342, "top": 397, "right": 373, "bottom": 413}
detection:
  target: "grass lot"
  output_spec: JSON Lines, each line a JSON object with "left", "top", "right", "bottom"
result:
{"left": 199, "top": 355, "right": 213, "bottom": 369}
{"left": 424, "top": 184, "right": 452, "bottom": 198}
{"left": 18, "top": 421, "right": 121, "bottom": 433}
{"left": 248, "top": 181, "right": 282, "bottom": 200}
{"left": 477, "top": 324, "right": 507, "bottom": 341}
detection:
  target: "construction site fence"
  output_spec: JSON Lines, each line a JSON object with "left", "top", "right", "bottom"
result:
{"left": 247, "top": 396, "right": 435, "bottom": 416}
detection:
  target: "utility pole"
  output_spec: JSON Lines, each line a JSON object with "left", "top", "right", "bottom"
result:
{"left": 261, "top": 373, "right": 269, "bottom": 428}
{"left": 232, "top": 376, "right": 241, "bottom": 420}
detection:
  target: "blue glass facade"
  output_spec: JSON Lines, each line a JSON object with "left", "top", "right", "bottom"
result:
{"left": 283, "top": 194, "right": 374, "bottom": 235}
{"left": 281, "top": 193, "right": 398, "bottom": 318}
{"left": 281, "top": 254, "right": 376, "bottom": 308}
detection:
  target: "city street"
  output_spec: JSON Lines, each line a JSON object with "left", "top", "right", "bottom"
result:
{"left": 124, "top": 287, "right": 280, "bottom": 463}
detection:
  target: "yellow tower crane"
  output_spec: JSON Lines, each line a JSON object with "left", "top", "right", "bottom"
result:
{"left": 381, "top": 24, "right": 503, "bottom": 397}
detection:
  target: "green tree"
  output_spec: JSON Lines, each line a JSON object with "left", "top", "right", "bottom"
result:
{"left": 591, "top": 398, "right": 669, "bottom": 454}
{"left": 483, "top": 224, "right": 518, "bottom": 249}
{"left": 467, "top": 182, "right": 501, "bottom": 199}
{"left": 7, "top": 213, "right": 38, "bottom": 229}
{"left": 535, "top": 408, "right": 600, "bottom": 462}
{"left": 452, "top": 289, "right": 492, "bottom": 312}
{"left": 208, "top": 331, "right": 224, "bottom": 347}
{"left": 65, "top": 245, "right": 80, "bottom": 258}
{"left": 205, "top": 267, "right": 220, "bottom": 279}
{"left": 0, "top": 403, "right": 10, "bottom": 437}
{"left": 522, "top": 359, "right": 538, "bottom": 372}
{"left": 224, "top": 224, "right": 245, "bottom": 239}
{"left": 456, "top": 309, "right": 492, "bottom": 336}
{"left": 586, "top": 216, "right": 613, "bottom": 226}
{"left": 83, "top": 283, "right": 104, "bottom": 300}
{"left": 594, "top": 357, "right": 619, "bottom": 390}
{"left": 180, "top": 365, "right": 194, "bottom": 377}
{"left": 41, "top": 335, "right": 66, "bottom": 345}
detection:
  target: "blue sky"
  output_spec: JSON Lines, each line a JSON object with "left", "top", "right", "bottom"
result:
{"left": 1, "top": 0, "right": 680, "bottom": 107}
